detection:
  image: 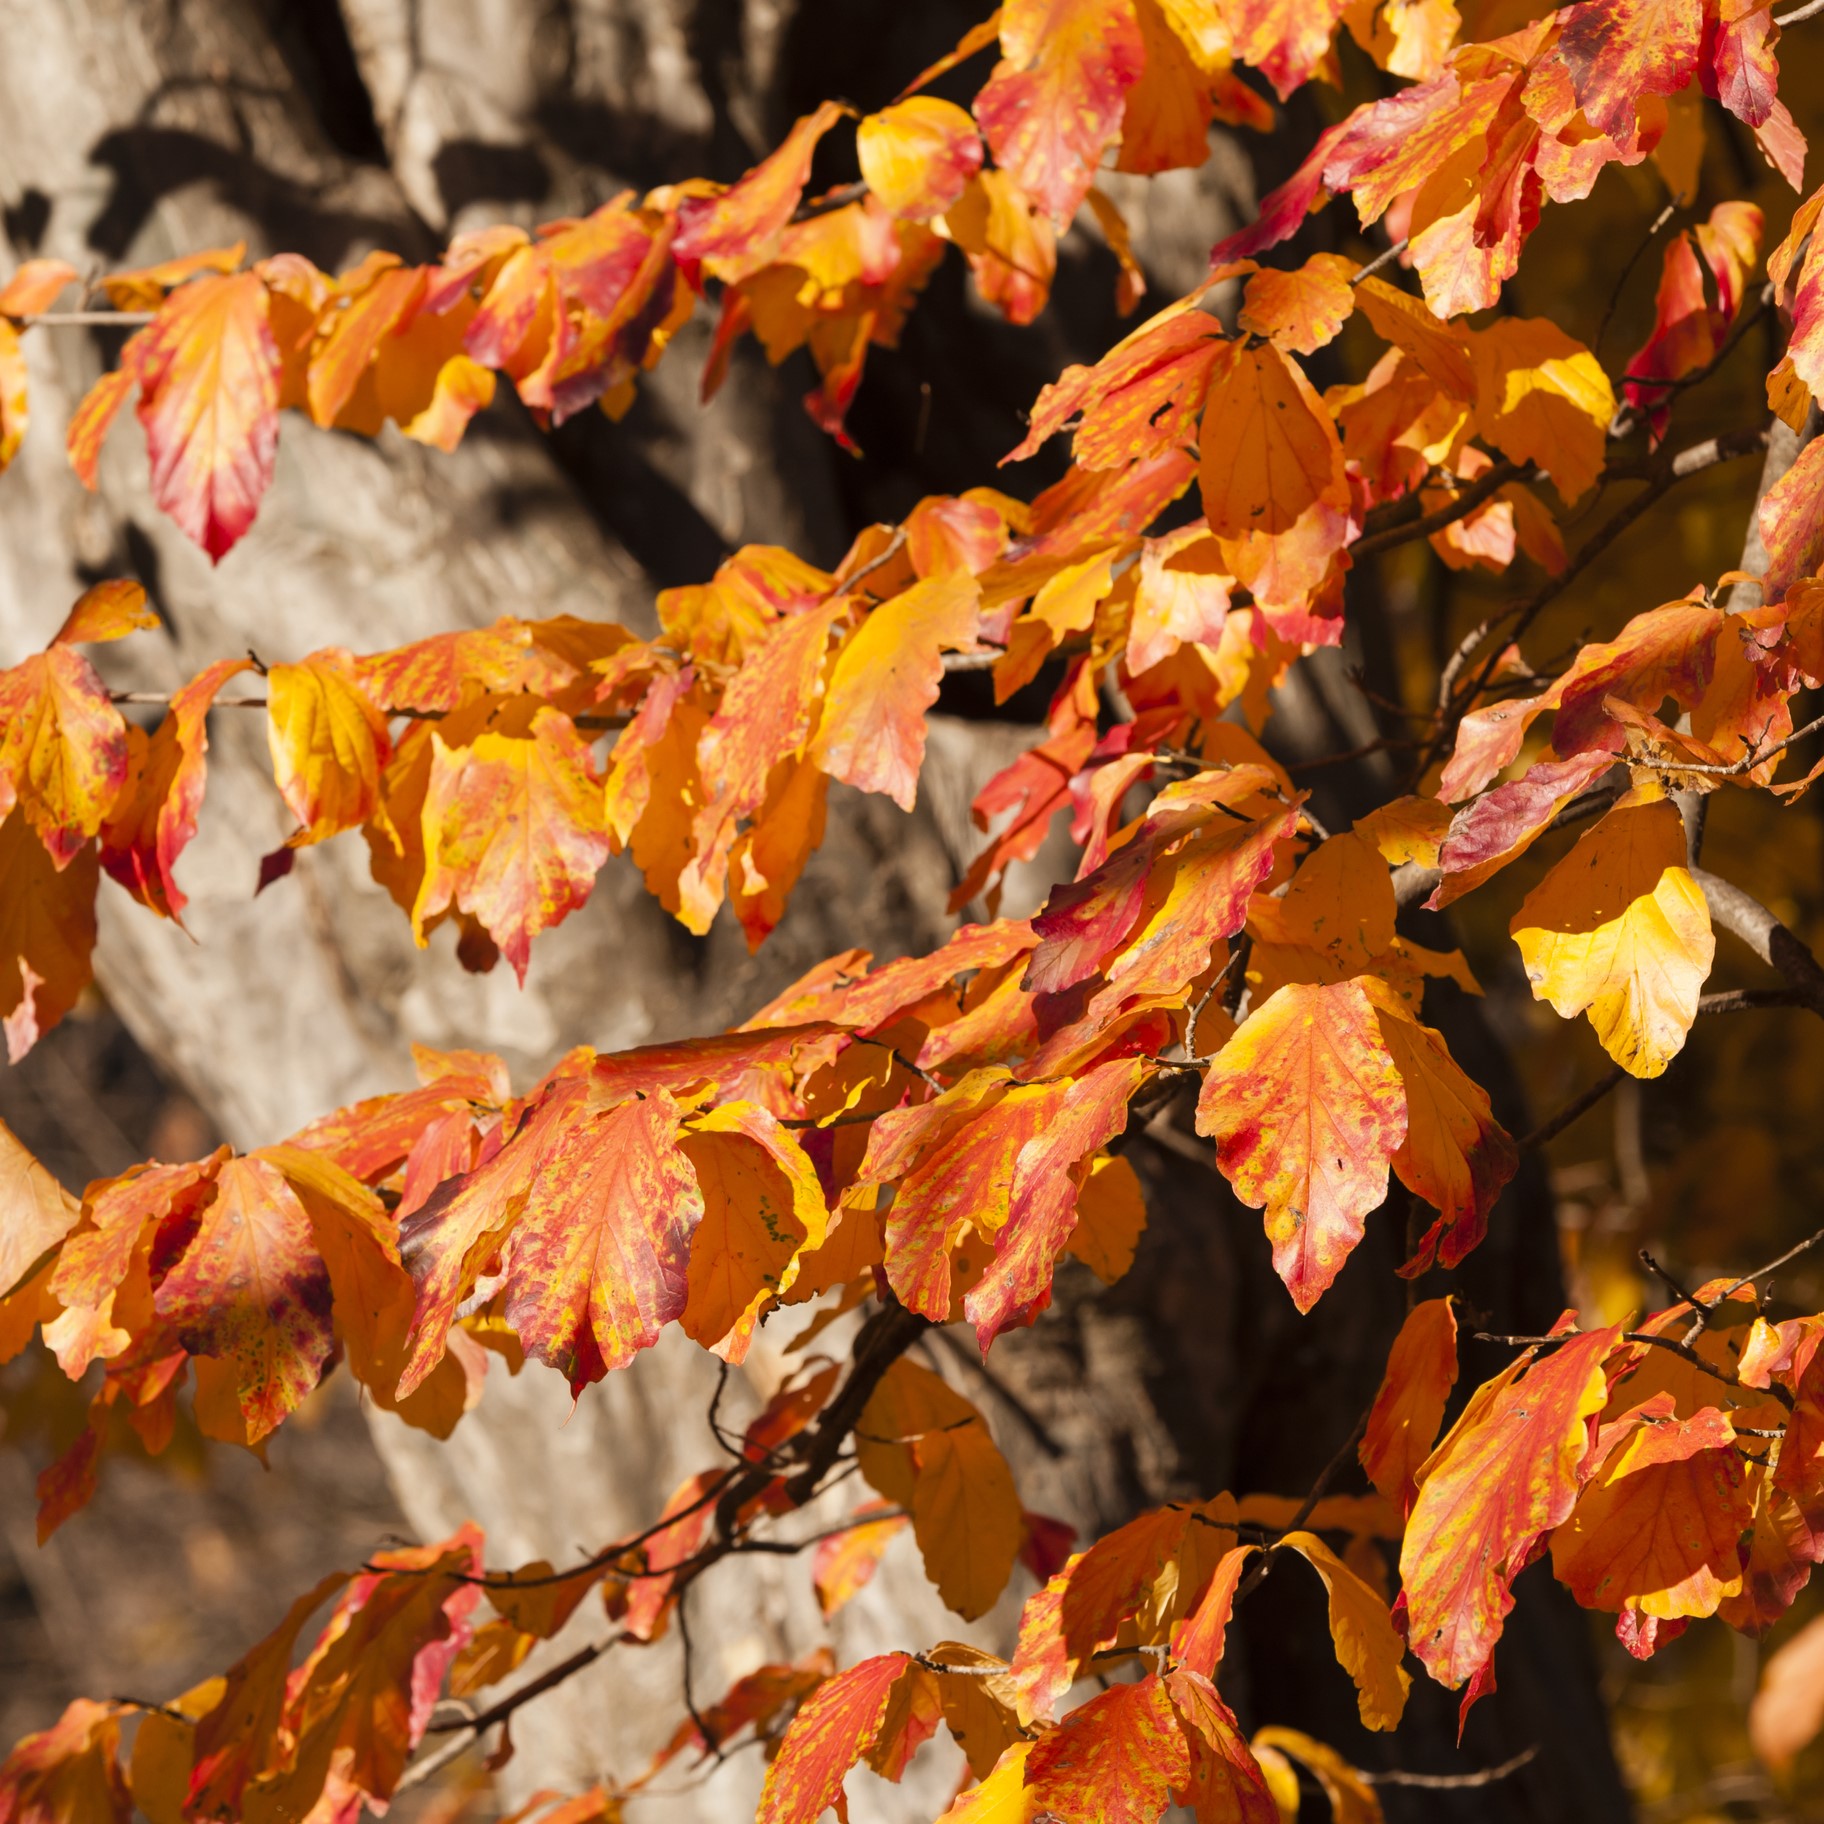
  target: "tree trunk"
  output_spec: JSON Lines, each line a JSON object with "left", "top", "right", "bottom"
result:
{"left": 0, "top": 2, "right": 1631, "bottom": 1816}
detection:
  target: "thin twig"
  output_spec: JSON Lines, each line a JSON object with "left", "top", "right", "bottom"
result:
{"left": 1775, "top": 0, "right": 1824, "bottom": 24}
{"left": 1366, "top": 1746, "right": 1539, "bottom": 1789}
{"left": 1232, "top": 1401, "right": 1374, "bottom": 1604}
{"left": 1597, "top": 203, "right": 1676, "bottom": 355}
{"left": 20, "top": 309, "right": 156, "bottom": 326}
{"left": 1519, "top": 1066, "right": 1626, "bottom": 1150}
{"left": 1350, "top": 238, "right": 1410, "bottom": 284}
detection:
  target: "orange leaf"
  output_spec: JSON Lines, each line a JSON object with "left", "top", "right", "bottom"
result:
{"left": 1195, "top": 979, "right": 1407, "bottom": 1311}
{"left": 265, "top": 654, "right": 392, "bottom": 846}
{"left": 1065, "top": 1150, "right": 1147, "bottom": 1283}
{"left": 858, "top": 98, "right": 984, "bottom": 218}
{"left": 493, "top": 1089, "right": 705, "bottom": 1394}
{"left": 813, "top": 1503, "right": 909, "bottom": 1617}
{"left": 1023, "top": 1674, "right": 1189, "bottom": 1824}
{"left": 756, "top": 1653, "right": 918, "bottom": 1824}
{"left": 101, "top": 245, "right": 245, "bottom": 313}
{"left": 1238, "top": 253, "right": 1357, "bottom": 355}
{"left": 1399, "top": 1324, "right": 1619, "bottom": 1691}
{"left": 0, "top": 321, "right": 27, "bottom": 476}
{"left": 973, "top": 0, "right": 1146, "bottom": 227}
{"left": 1370, "top": 987, "right": 1518, "bottom": 1272}
{"left": 1551, "top": 1404, "right": 1751, "bottom": 1618}
{"left": 1468, "top": 317, "right": 1614, "bottom": 504}
{"left": 1360, "top": 1297, "right": 1458, "bottom": 1515}
{"left": 1556, "top": 0, "right": 1704, "bottom": 141}
{"left": 1509, "top": 796, "right": 1714, "bottom": 1080}
{"left": 0, "top": 1700, "right": 129, "bottom": 1824}
{"left": 414, "top": 707, "right": 612, "bottom": 983}
{"left": 0, "top": 1119, "right": 80, "bottom": 1300}
{"left": 0, "top": 809, "right": 99, "bottom": 1063}
{"left": 0, "top": 258, "right": 80, "bottom": 319}
{"left": 1166, "top": 1667, "right": 1280, "bottom": 1824}
{"left": 0, "top": 637, "right": 131, "bottom": 869}
{"left": 1279, "top": 1530, "right": 1411, "bottom": 1730}
{"left": 102, "top": 657, "right": 254, "bottom": 921}
{"left": 132, "top": 271, "right": 281, "bottom": 559}
{"left": 1760, "top": 434, "right": 1824, "bottom": 605}
{"left": 1228, "top": 0, "right": 1352, "bottom": 98}
{"left": 857, "top": 1361, "right": 1021, "bottom": 1619}
{"left": 1198, "top": 338, "right": 1346, "bottom": 540}
{"left": 151, "top": 1154, "right": 337, "bottom": 1444}
{"left": 674, "top": 102, "right": 848, "bottom": 286}
{"left": 678, "top": 1101, "right": 830, "bottom": 1361}
{"left": 811, "top": 573, "right": 980, "bottom": 810}
{"left": 1751, "top": 1612, "right": 1824, "bottom": 1771}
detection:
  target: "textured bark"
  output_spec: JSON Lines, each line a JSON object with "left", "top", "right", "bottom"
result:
{"left": 0, "top": 1, "right": 1631, "bottom": 1817}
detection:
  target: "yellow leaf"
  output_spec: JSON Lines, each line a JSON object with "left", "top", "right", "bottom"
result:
{"left": 1469, "top": 317, "right": 1615, "bottom": 504}
{"left": 1279, "top": 1531, "right": 1411, "bottom": 1731}
{"left": 265, "top": 655, "right": 391, "bottom": 845}
{"left": 1509, "top": 797, "right": 1713, "bottom": 1079}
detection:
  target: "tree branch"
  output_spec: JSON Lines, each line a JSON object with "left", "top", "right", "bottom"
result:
{"left": 1691, "top": 869, "right": 1824, "bottom": 1015}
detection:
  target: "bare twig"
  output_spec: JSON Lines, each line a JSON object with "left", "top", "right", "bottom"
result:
{"left": 1520, "top": 1066, "right": 1626, "bottom": 1150}
{"left": 21, "top": 309, "right": 156, "bottom": 326}
{"left": 1775, "top": 0, "right": 1824, "bottom": 24}
{"left": 1350, "top": 238, "right": 1410, "bottom": 284}
{"left": 1366, "top": 1746, "right": 1539, "bottom": 1789}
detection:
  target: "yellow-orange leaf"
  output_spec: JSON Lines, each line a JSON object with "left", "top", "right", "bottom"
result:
{"left": 1280, "top": 1530, "right": 1411, "bottom": 1731}
{"left": 678, "top": 1101, "right": 830, "bottom": 1362}
{"left": 1510, "top": 797, "right": 1714, "bottom": 1079}
{"left": 973, "top": 0, "right": 1146, "bottom": 228}
{"left": 0, "top": 1699, "right": 129, "bottom": 1824}
{"left": 1469, "top": 317, "right": 1615, "bottom": 504}
{"left": 1198, "top": 337, "right": 1345, "bottom": 540}
{"left": 132, "top": 271, "right": 281, "bottom": 559}
{"left": 265, "top": 655, "right": 392, "bottom": 846}
{"left": 811, "top": 572, "right": 980, "bottom": 810}
{"left": 858, "top": 98, "right": 984, "bottom": 218}
{"left": 1360, "top": 1297, "right": 1458, "bottom": 1515}
{"left": 756, "top": 1654, "right": 917, "bottom": 1824}
{"left": 0, "top": 642, "right": 129, "bottom": 869}
{"left": 1022, "top": 1674, "right": 1189, "bottom": 1824}
{"left": 415, "top": 707, "right": 612, "bottom": 983}
{"left": 0, "top": 1119, "right": 79, "bottom": 1299}
{"left": 1238, "top": 253, "right": 1358, "bottom": 355}
{"left": 0, "top": 322, "right": 27, "bottom": 476}
{"left": 1551, "top": 1404, "right": 1751, "bottom": 1619}
{"left": 1750, "top": 1612, "right": 1824, "bottom": 1771}
{"left": 1195, "top": 979, "right": 1407, "bottom": 1312}
{"left": 0, "top": 809, "right": 99, "bottom": 1063}
{"left": 1400, "top": 1325, "right": 1618, "bottom": 1690}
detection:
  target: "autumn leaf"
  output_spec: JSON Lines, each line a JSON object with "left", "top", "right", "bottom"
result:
{"left": 1759, "top": 434, "right": 1824, "bottom": 605}
{"left": 813, "top": 1503, "right": 909, "bottom": 1617}
{"left": 857, "top": 1361, "right": 1021, "bottom": 1620}
{"left": 973, "top": 0, "right": 1145, "bottom": 227}
{"left": 1469, "top": 317, "right": 1615, "bottom": 504}
{"left": 102, "top": 657, "right": 254, "bottom": 921}
{"left": 1510, "top": 796, "right": 1714, "bottom": 1079}
{"left": 1555, "top": 0, "right": 1704, "bottom": 140}
{"left": 1750, "top": 1612, "right": 1824, "bottom": 1771}
{"left": 0, "top": 634, "right": 132, "bottom": 869}
{"left": 1400, "top": 1325, "right": 1619, "bottom": 1690}
{"left": 132, "top": 272, "right": 282, "bottom": 559}
{"left": 1238, "top": 253, "right": 1357, "bottom": 356}
{"left": 1360, "top": 1297, "right": 1458, "bottom": 1515}
{"left": 0, "top": 1119, "right": 79, "bottom": 1302}
{"left": 1167, "top": 1667, "right": 1281, "bottom": 1824}
{"left": 1198, "top": 338, "right": 1345, "bottom": 541}
{"left": 1551, "top": 1404, "right": 1751, "bottom": 1619}
{"left": 152, "top": 1153, "right": 336, "bottom": 1444}
{"left": 0, "top": 1700, "right": 129, "bottom": 1824}
{"left": 1280, "top": 1530, "right": 1411, "bottom": 1730}
{"left": 756, "top": 1653, "right": 918, "bottom": 1824}
{"left": 1022, "top": 1674, "right": 1190, "bottom": 1824}
{"left": 493, "top": 1089, "right": 705, "bottom": 1395}
{"left": 1370, "top": 987, "right": 1518, "bottom": 1272}
{"left": 414, "top": 706, "right": 612, "bottom": 983}
{"left": 858, "top": 98, "right": 984, "bottom": 217}
{"left": 811, "top": 572, "right": 980, "bottom": 810}
{"left": 1196, "top": 979, "right": 1407, "bottom": 1312}
{"left": 0, "top": 810, "right": 99, "bottom": 1063}
{"left": 265, "top": 655, "right": 392, "bottom": 846}
{"left": 678, "top": 1101, "right": 830, "bottom": 1361}
{"left": 674, "top": 102, "right": 847, "bottom": 286}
